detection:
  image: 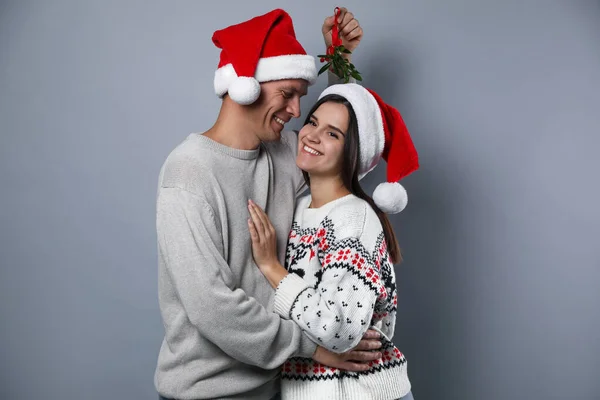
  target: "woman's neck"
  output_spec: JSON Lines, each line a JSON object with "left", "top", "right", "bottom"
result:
{"left": 308, "top": 175, "right": 351, "bottom": 208}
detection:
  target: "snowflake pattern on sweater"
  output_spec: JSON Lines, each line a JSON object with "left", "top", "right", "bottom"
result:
{"left": 273, "top": 195, "right": 410, "bottom": 398}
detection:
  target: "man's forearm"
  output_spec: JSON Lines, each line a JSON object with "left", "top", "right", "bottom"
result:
{"left": 158, "top": 187, "right": 317, "bottom": 368}
{"left": 327, "top": 68, "right": 357, "bottom": 86}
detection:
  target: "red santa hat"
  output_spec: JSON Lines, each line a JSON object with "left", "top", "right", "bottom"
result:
{"left": 212, "top": 9, "right": 318, "bottom": 105}
{"left": 319, "top": 83, "right": 419, "bottom": 213}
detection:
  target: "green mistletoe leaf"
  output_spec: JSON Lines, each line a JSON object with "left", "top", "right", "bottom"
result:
{"left": 318, "top": 62, "right": 332, "bottom": 75}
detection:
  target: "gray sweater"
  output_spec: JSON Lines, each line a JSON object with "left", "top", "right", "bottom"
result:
{"left": 154, "top": 130, "right": 317, "bottom": 400}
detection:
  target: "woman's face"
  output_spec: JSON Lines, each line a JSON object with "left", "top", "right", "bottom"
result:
{"left": 296, "top": 101, "right": 349, "bottom": 178}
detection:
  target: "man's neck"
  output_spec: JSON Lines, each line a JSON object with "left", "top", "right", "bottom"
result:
{"left": 204, "top": 99, "right": 261, "bottom": 150}
{"left": 308, "top": 176, "right": 351, "bottom": 208}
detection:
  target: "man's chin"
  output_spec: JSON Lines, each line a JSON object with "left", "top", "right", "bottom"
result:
{"left": 269, "top": 122, "right": 285, "bottom": 138}
{"left": 258, "top": 129, "right": 281, "bottom": 143}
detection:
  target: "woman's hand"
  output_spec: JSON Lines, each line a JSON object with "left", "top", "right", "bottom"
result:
{"left": 247, "top": 199, "right": 280, "bottom": 271}
{"left": 248, "top": 200, "right": 289, "bottom": 288}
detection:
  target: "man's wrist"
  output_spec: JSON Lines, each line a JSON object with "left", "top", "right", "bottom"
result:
{"left": 312, "top": 344, "right": 325, "bottom": 361}
{"left": 312, "top": 344, "right": 321, "bottom": 357}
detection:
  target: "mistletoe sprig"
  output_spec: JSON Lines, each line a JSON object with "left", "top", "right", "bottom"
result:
{"left": 317, "top": 45, "right": 362, "bottom": 83}
{"left": 317, "top": 7, "right": 362, "bottom": 83}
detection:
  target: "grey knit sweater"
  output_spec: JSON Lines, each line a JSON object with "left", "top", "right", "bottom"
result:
{"left": 153, "top": 130, "right": 318, "bottom": 400}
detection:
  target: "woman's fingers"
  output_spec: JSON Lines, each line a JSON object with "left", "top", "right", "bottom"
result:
{"left": 248, "top": 218, "right": 258, "bottom": 242}
{"left": 249, "top": 200, "right": 274, "bottom": 237}
{"left": 248, "top": 201, "right": 266, "bottom": 240}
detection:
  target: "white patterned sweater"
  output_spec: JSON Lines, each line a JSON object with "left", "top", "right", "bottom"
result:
{"left": 273, "top": 194, "right": 411, "bottom": 400}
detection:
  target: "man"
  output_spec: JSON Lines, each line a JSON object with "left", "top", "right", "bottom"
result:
{"left": 155, "top": 8, "right": 381, "bottom": 400}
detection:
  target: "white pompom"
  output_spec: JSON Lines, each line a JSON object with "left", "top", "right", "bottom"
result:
{"left": 228, "top": 77, "right": 261, "bottom": 105}
{"left": 373, "top": 182, "right": 408, "bottom": 214}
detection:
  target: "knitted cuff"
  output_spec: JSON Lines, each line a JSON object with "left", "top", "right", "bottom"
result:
{"left": 327, "top": 69, "right": 357, "bottom": 85}
{"left": 274, "top": 273, "right": 309, "bottom": 319}
{"left": 297, "top": 332, "right": 319, "bottom": 359}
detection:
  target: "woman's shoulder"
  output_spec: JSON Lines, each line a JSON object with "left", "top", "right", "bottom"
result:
{"left": 328, "top": 194, "right": 367, "bottom": 218}
{"left": 325, "top": 195, "right": 382, "bottom": 240}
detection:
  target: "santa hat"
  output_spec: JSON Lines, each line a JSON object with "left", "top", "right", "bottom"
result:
{"left": 319, "top": 83, "right": 419, "bottom": 213}
{"left": 212, "top": 9, "right": 318, "bottom": 105}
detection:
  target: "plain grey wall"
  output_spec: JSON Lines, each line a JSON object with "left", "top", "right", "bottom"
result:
{"left": 1, "top": 1, "right": 599, "bottom": 399}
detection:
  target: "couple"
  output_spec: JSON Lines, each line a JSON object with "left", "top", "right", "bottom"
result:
{"left": 154, "top": 7, "right": 418, "bottom": 400}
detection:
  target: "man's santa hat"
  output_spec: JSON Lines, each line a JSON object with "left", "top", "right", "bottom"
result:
{"left": 212, "top": 9, "right": 317, "bottom": 105}
{"left": 319, "top": 84, "right": 419, "bottom": 213}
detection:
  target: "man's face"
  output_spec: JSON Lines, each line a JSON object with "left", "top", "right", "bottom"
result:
{"left": 248, "top": 79, "right": 308, "bottom": 142}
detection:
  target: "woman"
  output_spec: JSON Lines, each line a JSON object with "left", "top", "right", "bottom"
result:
{"left": 247, "top": 83, "right": 418, "bottom": 400}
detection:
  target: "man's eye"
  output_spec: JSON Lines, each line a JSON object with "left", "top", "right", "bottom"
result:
{"left": 282, "top": 91, "right": 292, "bottom": 98}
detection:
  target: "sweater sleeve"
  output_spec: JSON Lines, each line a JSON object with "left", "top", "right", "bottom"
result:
{"left": 157, "top": 187, "right": 317, "bottom": 368}
{"left": 327, "top": 69, "right": 357, "bottom": 86}
{"left": 273, "top": 204, "right": 382, "bottom": 353}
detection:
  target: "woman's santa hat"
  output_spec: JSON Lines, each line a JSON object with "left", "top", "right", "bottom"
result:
{"left": 212, "top": 9, "right": 317, "bottom": 105}
{"left": 319, "top": 84, "right": 419, "bottom": 214}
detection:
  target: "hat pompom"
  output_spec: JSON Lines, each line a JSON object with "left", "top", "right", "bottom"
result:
{"left": 373, "top": 182, "right": 408, "bottom": 214}
{"left": 229, "top": 77, "right": 261, "bottom": 105}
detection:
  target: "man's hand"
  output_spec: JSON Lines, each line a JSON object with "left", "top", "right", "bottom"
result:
{"left": 312, "top": 329, "right": 382, "bottom": 372}
{"left": 322, "top": 7, "right": 363, "bottom": 57}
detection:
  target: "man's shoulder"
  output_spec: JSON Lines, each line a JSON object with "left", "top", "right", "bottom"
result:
{"left": 264, "top": 130, "right": 298, "bottom": 156}
{"left": 259, "top": 130, "right": 301, "bottom": 181}
{"left": 279, "top": 129, "right": 299, "bottom": 150}
{"left": 158, "top": 133, "right": 220, "bottom": 193}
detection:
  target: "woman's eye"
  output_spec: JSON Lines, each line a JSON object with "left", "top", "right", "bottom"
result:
{"left": 306, "top": 120, "right": 316, "bottom": 126}
{"left": 329, "top": 132, "right": 339, "bottom": 139}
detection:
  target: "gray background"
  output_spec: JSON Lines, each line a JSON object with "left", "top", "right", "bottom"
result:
{"left": 1, "top": 0, "right": 599, "bottom": 399}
